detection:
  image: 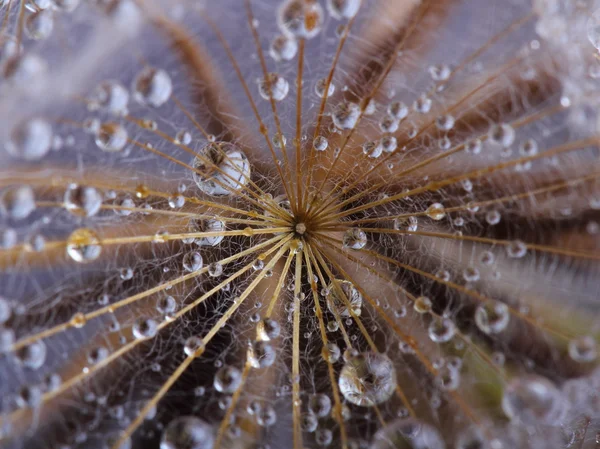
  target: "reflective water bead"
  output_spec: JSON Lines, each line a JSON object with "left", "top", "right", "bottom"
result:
{"left": 315, "top": 428, "right": 333, "bottom": 446}
{"left": 214, "top": 365, "right": 242, "bottom": 393}
{"left": 435, "top": 114, "right": 455, "bottom": 131}
{"left": 502, "top": 375, "right": 565, "bottom": 425}
{"left": 370, "top": 418, "right": 445, "bottom": 449}
{"left": 322, "top": 342, "right": 340, "bottom": 363}
{"left": 362, "top": 140, "right": 383, "bottom": 158}
{"left": 16, "top": 340, "right": 47, "bottom": 369}
{"left": 302, "top": 413, "right": 318, "bottom": 432}
{"left": 313, "top": 135, "right": 328, "bottom": 152}
{"left": 277, "top": 0, "right": 324, "bottom": 39}
{"left": 309, "top": 393, "right": 332, "bottom": 417}
{"left": 175, "top": 130, "right": 192, "bottom": 145}
{"left": 326, "top": 0, "right": 360, "bottom": 19}
{"left": 190, "top": 218, "right": 226, "bottom": 247}
{"left": 315, "top": 77, "right": 335, "bottom": 98}
{"left": 379, "top": 116, "right": 399, "bottom": 133}
{"left": 66, "top": 228, "right": 102, "bottom": 263}
{"left": 256, "top": 404, "right": 277, "bottom": 427}
{"left": 95, "top": 123, "right": 128, "bottom": 152}
{"left": 183, "top": 336, "right": 205, "bottom": 357}
{"left": 208, "top": 262, "right": 223, "bottom": 277}
{"left": 435, "top": 365, "right": 461, "bottom": 391}
{"left": 257, "top": 73, "right": 289, "bottom": 101}
{"left": 64, "top": 184, "right": 102, "bottom": 217}
{"left": 506, "top": 239, "right": 527, "bottom": 258}
{"left": 485, "top": 209, "right": 501, "bottom": 225}
{"left": 393, "top": 216, "right": 418, "bottom": 232}
{"left": 587, "top": 9, "right": 600, "bottom": 51}
{"left": 413, "top": 95, "right": 432, "bottom": 114}
{"left": 192, "top": 142, "right": 250, "bottom": 196}
{"left": 568, "top": 336, "right": 597, "bottom": 363}
{"left": 342, "top": 228, "right": 367, "bottom": 250}
{"left": 519, "top": 138, "right": 538, "bottom": 156}
{"left": 257, "top": 318, "right": 280, "bottom": 341}
{"left": 381, "top": 136, "right": 397, "bottom": 153}
{"left": 465, "top": 138, "right": 482, "bottom": 154}
{"left": 332, "top": 101, "right": 360, "bottom": 130}
{"left": 428, "top": 317, "right": 456, "bottom": 343}
{"left": 462, "top": 266, "right": 480, "bottom": 282}
{"left": 339, "top": 351, "right": 396, "bottom": 406}
{"left": 132, "top": 317, "right": 158, "bottom": 340}
{"left": 156, "top": 296, "right": 177, "bottom": 315}
{"left": 160, "top": 416, "right": 214, "bottom": 449}
{"left": 25, "top": 10, "right": 54, "bottom": 40}
{"left": 474, "top": 301, "right": 509, "bottom": 334}
{"left": 269, "top": 34, "right": 298, "bottom": 61}
{"left": 488, "top": 123, "right": 515, "bottom": 148}
{"left": 326, "top": 279, "right": 362, "bottom": 317}
{"left": 6, "top": 118, "right": 52, "bottom": 160}
{"left": 183, "top": 251, "right": 203, "bottom": 272}
{"left": 16, "top": 385, "right": 42, "bottom": 409}
{"left": 133, "top": 67, "right": 172, "bottom": 107}
{"left": 1, "top": 185, "right": 35, "bottom": 220}
{"left": 413, "top": 296, "right": 432, "bottom": 314}
{"left": 426, "top": 203, "right": 445, "bottom": 220}
{"left": 89, "top": 81, "right": 129, "bottom": 115}
{"left": 87, "top": 346, "right": 109, "bottom": 365}
{"left": 387, "top": 101, "right": 408, "bottom": 120}
{"left": 428, "top": 64, "right": 451, "bottom": 81}
{"left": 247, "top": 340, "right": 276, "bottom": 368}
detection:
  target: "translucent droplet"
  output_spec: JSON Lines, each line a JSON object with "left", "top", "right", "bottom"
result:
{"left": 133, "top": 67, "right": 172, "bottom": 107}
{"left": 95, "top": 123, "right": 128, "bottom": 152}
{"left": 156, "top": 296, "right": 177, "bottom": 315}
{"left": 434, "top": 365, "right": 461, "bottom": 391}
{"left": 175, "top": 130, "right": 192, "bottom": 145}
{"left": 429, "top": 64, "right": 451, "bottom": 81}
{"left": 257, "top": 73, "right": 289, "bottom": 101}
{"left": 16, "top": 385, "right": 42, "bottom": 409}
{"left": 269, "top": 34, "right": 298, "bottom": 61}
{"left": 192, "top": 142, "right": 250, "bottom": 196}
{"left": 1, "top": 185, "right": 35, "bottom": 220}
{"left": 339, "top": 351, "right": 396, "bottom": 406}
{"left": 66, "top": 228, "right": 102, "bottom": 263}
{"left": 6, "top": 118, "right": 52, "bottom": 160}
{"left": 428, "top": 317, "right": 456, "bottom": 343}
{"left": 435, "top": 114, "right": 455, "bottom": 131}
{"left": 568, "top": 336, "right": 597, "bottom": 363}
{"left": 302, "top": 413, "right": 318, "bottom": 432}
{"left": 183, "top": 336, "right": 205, "bottom": 357}
{"left": 160, "top": 416, "right": 214, "bottom": 449}
{"left": 25, "top": 10, "right": 54, "bottom": 40}
{"left": 247, "top": 340, "right": 276, "bottom": 368}
{"left": 87, "top": 346, "right": 109, "bottom": 365}
{"left": 465, "top": 138, "right": 482, "bottom": 154}
{"left": 587, "top": 9, "right": 600, "bottom": 50}
{"left": 413, "top": 296, "right": 432, "bottom": 314}
{"left": 379, "top": 116, "right": 399, "bottom": 133}
{"left": 313, "top": 135, "right": 328, "bottom": 152}
{"left": 132, "top": 317, "right": 158, "bottom": 340}
{"left": 502, "top": 375, "right": 565, "bottom": 425}
{"left": 207, "top": 262, "right": 223, "bottom": 277}
{"left": 16, "top": 341, "right": 47, "bottom": 370}
{"left": 183, "top": 251, "right": 203, "bottom": 272}
{"left": 214, "top": 365, "right": 242, "bottom": 393}
{"left": 315, "top": 77, "right": 335, "bottom": 98}
{"left": 485, "top": 209, "right": 501, "bottom": 225}
{"left": 488, "top": 123, "right": 515, "bottom": 148}
{"left": 256, "top": 403, "right": 277, "bottom": 427}
{"left": 257, "top": 318, "right": 280, "bottom": 341}
{"left": 387, "top": 101, "right": 408, "bottom": 120}
{"left": 475, "top": 301, "right": 509, "bottom": 334}
{"left": 322, "top": 342, "right": 340, "bottom": 363}
{"left": 381, "top": 136, "right": 397, "bottom": 153}
{"left": 393, "top": 216, "right": 418, "bottom": 232}
{"left": 342, "top": 228, "right": 367, "bottom": 250}
{"left": 370, "top": 418, "right": 445, "bottom": 449}
{"left": 326, "top": 0, "right": 360, "bottom": 19}
{"left": 326, "top": 279, "right": 362, "bottom": 317}
{"left": 309, "top": 393, "right": 331, "bottom": 417}
{"left": 519, "top": 138, "right": 538, "bottom": 156}
{"left": 462, "top": 266, "right": 480, "bottom": 282}
{"left": 64, "top": 184, "right": 102, "bottom": 217}
{"left": 190, "top": 218, "right": 226, "bottom": 247}
{"left": 277, "top": 0, "right": 324, "bottom": 39}
{"left": 426, "top": 203, "right": 445, "bottom": 220}
{"left": 362, "top": 140, "right": 383, "bottom": 159}
{"left": 506, "top": 240, "right": 527, "bottom": 258}
{"left": 332, "top": 101, "right": 360, "bottom": 130}
{"left": 413, "top": 95, "right": 432, "bottom": 114}
{"left": 89, "top": 81, "right": 129, "bottom": 115}
{"left": 315, "top": 428, "right": 333, "bottom": 446}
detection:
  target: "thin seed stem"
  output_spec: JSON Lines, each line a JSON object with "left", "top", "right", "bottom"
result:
{"left": 292, "top": 248, "right": 304, "bottom": 449}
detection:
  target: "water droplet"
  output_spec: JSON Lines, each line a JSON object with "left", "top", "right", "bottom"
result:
{"left": 488, "top": 123, "right": 515, "bottom": 148}
{"left": 25, "top": 10, "right": 54, "bottom": 40}
{"left": 133, "top": 67, "right": 172, "bottom": 107}
{"left": 326, "top": 279, "right": 362, "bottom": 317}
{"left": 89, "top": 81, "right": 129, "bottom": 115}
{"left": 429, "top": 64, "right": 451, "bottom": 81}
{"left": 257, "top": 73, "right": 289, "bottom": 101}
{"left": 132, "top": 317, "right": 158, "bottom": 340}
{"left": 192, "top": 142, "right": 250, "bottom": 196}
{"left": 64, "top": 184, "right": 102, "bottom": 217}
{"left": 326, "top": 0, "right": 360, "bottom": 19}
{"left": 214, "top": 365, "right": 242, "bottom": 393}
{"left": 277, "top": 0, "right": 324, "bottom": 39}
{"left": 332, "top": 101, "right": 360, "bottom": 130}
{"left": 1, "top": 185, "right": 35, "bottom": 220}
{"left": 95, "top": 123, "right": 128, "bottom": 152}
{"left": 362, "top": 140, "right": 383, "bottom": 159}
{"left": 183, "top": 336, "right": 205, "bottom": 357}
{"left": 6, "top": 118, "right": 52, "bottom": 160}
{"left": 342, "top": 228, "right": 367, "bottom": 250}
{"left": 568, "top": 336, "right": 597, "bottom": 363}
{"left": 381, "top": 136, "right": 397, "bottom": 153}
{"left": 247, "top": 340, "right": 276, "bottom": 368}
{"left": 475, "top": 301, "right": 509, "bottom": 334}
{"left": 413, "top": 296, "right": 432, "bottom": 314}
{"left": 587, "top": 9, "right": 600, "bottom": 51}
{"left": 393, "top": 216, "right": 418, "bottom": 232}
{"left": 183, "top": 251, "right": 203, "bottom": 272}
{"left": 66, "top": 228, "right": 102, "bottom": 263}
{"left": 313, "top": 135, "right": 328, "bottom": 152}
{"left": 315, "top": 77, "right": 335, "bottom": 98}
{"left": 502, "top": 375, "right": 565, "bottom": 425}
{"left": 435, "top": 114, "right": 455, "bottom": 131}
{"left": 156, "top": 296, "right": 177, "bottom": 315}
{"left": 506, "top": 240, "right": 527, "bottom": 258}
{"left": 370, "top": 418, "right": 445, "bottom": 449}
{"left": 322, "top": 342, "right": 340, "bottom": 363}
{"left": 87, "top": 346, "right": 109, "bottom": 365}
{"left": 302, "top": 413, "right": 318, "bottom": 432}
{"left": 257, "top": 318, "right": 281, "bottom": 341}
{"left": 339, "top": 351, "right": 396, "bottom": 406}
{"left": 269, "top": 34, "right": 298, "bottom": 61}
{"left": 160, "top": 416, "right": 214, "bottom": 449}
{"left": 428, "top": 317, "right": 456, "bottom": 343}
{"left": 16, "top": 340, "right": 47, "bottom": 370}
{"left": 426, "top": 203, "right": 445, "bottom": 220}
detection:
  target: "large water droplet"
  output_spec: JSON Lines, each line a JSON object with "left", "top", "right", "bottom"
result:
{"left": 339, "top": 351, "right": 396, "bottom": 406}
{"left": 192, "top": 142, "right": 250, "bottom": 196}
{"left": 160, "top": 416, "right": 214, "bottom": 449}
